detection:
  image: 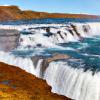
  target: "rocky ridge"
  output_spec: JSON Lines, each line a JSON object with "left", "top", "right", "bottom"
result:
{"left": 0, "top": 5, "right": 99, "bottom": 21}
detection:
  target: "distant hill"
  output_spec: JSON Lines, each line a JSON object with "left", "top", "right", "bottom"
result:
{"left": 0, "top": 5, "right": 100, "bottom": 21}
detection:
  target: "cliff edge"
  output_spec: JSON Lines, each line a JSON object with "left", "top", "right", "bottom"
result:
{"left": 0, "top": 62, "right": 70, "bottom": 100}
{"left": 0, "top": 5, "right": 100, "bottom": 21}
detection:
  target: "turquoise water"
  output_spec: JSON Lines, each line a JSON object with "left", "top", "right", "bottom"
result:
{"left": 43, "top": 36, "right": 100, "bottom": 74}
{"left": 12, "top": 36, "right": 100, "bottom": 74}
{"left": 1, "top": 18, "right": 100, "bottom": 25}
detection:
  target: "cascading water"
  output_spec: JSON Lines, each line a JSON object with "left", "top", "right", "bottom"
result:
{"left": 0, "top": 21, "right": 100, "bottom": 100}
{"left": 0, "top": 51, "right": 44, "bottom": 77}
{"left": 44, "top": 61, "right": 100, "bottom": 100}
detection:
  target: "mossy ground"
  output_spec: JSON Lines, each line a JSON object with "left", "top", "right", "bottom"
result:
{"left": 0, "top": 62, "right": 70, "bottom": 100}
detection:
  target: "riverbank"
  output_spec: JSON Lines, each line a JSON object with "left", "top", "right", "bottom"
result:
{"left": 0, "top": 62, "right": 70, "bottom": 100}
{"left": 0, "top": 6, "right": 100, "bottom": 22}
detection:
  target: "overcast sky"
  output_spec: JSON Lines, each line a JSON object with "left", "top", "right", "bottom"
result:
{"left": 0, "top": 0, "right": 100, "bottom": 15}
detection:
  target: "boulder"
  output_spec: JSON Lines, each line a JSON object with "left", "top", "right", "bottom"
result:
{"left": 47, "top": 53, "right": 70, "bottom": 63}
{"left": 31, "top": 54, "right": 70, "bottom": 78}
{"left": 0, "top": 29, "right": 20, "bottom": 51}
{"left": 40, "top": 54, "right": 70, "bottom": 77}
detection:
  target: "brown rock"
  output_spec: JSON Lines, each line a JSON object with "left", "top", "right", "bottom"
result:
{"left": 41, "top": 54, "right": 70, "bottom": 77}
{"left": 0, "top": 62, "right": 71, "bottom": 100}
{"left": 0, "top": 29, "right": 20, "bottom": 51}
{"left": 47, "top": 53, "right": 70, "bottom": 63}
{"left": 31, "top": 54, "right": 70, "bottom": 77}
{"left": 0, "top": 6, "right": 100, "bottom": 22}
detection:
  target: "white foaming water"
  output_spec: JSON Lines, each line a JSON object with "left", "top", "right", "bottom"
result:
{"left": 16, "top": 22, "right": 100, "bottom": 49}
{"left": 44, "top": 61, "right": 100, "bottom": 100}
{"left": 19, "top": 33, "right": 76, "bottom": 51}
{"left": 0, "top": 50, "right": 100, "bottom": 100}
{"left": 0, "top": 22, "right": 100, "bottom": 49}
{"left": 0, "top": 22, "right": 100, "bottom": 100}
{"left": 0, "top": 51, "right": 43, "bottom": 77}
{"left": 19, "top": 34, "right": 58, "bottom": 48}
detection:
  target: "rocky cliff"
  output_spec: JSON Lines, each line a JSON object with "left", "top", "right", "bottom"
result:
{"left": 0, "top": 5, "right": 100, "bottom": 21}
{"left": 0, "top": 62, "right": 70, "bottom": 100}
{"left": 0, "top": 29, "right": 20, "bottom": 51}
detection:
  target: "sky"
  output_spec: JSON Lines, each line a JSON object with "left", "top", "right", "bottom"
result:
{"left": 0, "top": 0, "right": 100, "bottom": 15}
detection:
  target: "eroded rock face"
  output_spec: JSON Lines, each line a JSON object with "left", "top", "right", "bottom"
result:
{"left": 31, "top": 56, "right": 43, "bottom": 68}
{"left": 47, "top": 53, "right": 70, "bottom": 63}
{"left": 0, "top": 29, "right": 20, "bottom": 51}
{"left": 41, "top": 54, "right": 70, "bottom": 77}
{"left": 31, "top": 54, "right": 70, "bottom": 78}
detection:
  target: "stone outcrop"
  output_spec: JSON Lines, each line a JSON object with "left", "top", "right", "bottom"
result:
{"left": 0, "top": 62, "right": 71, "bottom": 100}
{"left": 0, "top": 6, "right": 100, "bottom": 22}
{"left": 0, "top": 29, "right": 20, "bottom": 51}
{"left": 31, "top": 54, "right": 70, "bottom": 77}
{"left": 47, "top": 53, "right": 70, "bottom": 63}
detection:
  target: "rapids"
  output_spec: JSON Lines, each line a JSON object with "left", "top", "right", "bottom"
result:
{"left": 0, "top": 21, "right": 100, "bottom": 100}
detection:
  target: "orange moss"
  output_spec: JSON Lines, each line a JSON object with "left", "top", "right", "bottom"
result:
{"left": 0, "top": 62, "right": 71, "bottom": 100}
{"left": 0, "top": 6, "right": 100, "bottom": 21}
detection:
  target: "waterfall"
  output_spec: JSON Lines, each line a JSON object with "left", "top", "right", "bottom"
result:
{"left": 0, "top": 51, "right": 44, "bottom": 77}
{"left": 0, "top": 22, "right": 100, "bottom": 100}
{"left": 44, "top": 61, "right": 100, "bottom": 100}
{"left": 15, "top": 22, "right": 100, "bottom": 49}
{"left": 0, "top": 50, "right": 100, "bottom": 100}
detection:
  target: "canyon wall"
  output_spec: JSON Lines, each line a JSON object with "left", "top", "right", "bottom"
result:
{"left": 0, "top": 29, "right": 20, "bottom": 51}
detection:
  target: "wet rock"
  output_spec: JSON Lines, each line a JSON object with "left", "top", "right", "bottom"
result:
{"left": 57, "top": 31, "right": 64, "bottom": 39}
{"left": 44, "top": 27, "right": 53, "bottom": 37}
{"left": 70, "top": 24, "right": 81, "bottom": 37}
{"left": 31, "top": 54, "right": 70, "bottom": 78}
{"left": 36, "top": 43, "right": 42, "bottom": 47}
{"left": 0, "top": 29, "right": 20, "bottom": 52}
{"left": 47, "top": 53, "right": 70, "bottom": 63}
{"left": 42, "top": 54, "right": 70, "bottom": 77}
{"left": 31, "top": 56, "right": 43, "bottom": 68}
{"left": 83, "top": 25, "right": 91, "bottom": 33}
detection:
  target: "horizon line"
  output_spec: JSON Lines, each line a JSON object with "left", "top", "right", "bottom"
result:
{"left": 0, "top": 5, "right": 99, "bottom": 16}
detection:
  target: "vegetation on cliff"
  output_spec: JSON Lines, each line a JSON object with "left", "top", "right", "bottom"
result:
{"left": 0, "top": 5, "right": 99, "bottom": 21}
{"left": 0, "top": 62, "right": 70, "bottom": 100}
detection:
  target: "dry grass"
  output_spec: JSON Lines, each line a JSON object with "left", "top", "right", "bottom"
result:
{"left": 0, "top": 6, "right": 99, "bottom": 21}
{"left": 0, "top": 62, "right": 71, "bottom": 100}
